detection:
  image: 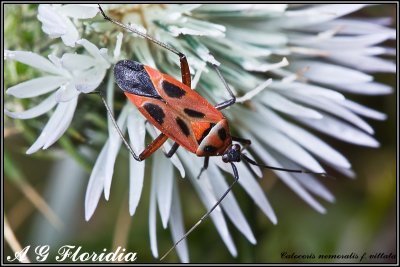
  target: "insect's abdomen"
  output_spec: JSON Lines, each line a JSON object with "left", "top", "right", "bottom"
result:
{"left": 196, "top": 119, "right": 231, "bottom": 156}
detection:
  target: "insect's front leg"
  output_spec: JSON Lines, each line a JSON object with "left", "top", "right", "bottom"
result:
{"left": 232, "top": 136, "right": 251, "bottom": 145}
{"left": 196, "top": 156, "right": 209, "bottom": 180}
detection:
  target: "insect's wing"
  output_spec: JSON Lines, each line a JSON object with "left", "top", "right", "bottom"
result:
{"left": 125, "top": 93, "right": 199, "bottom": 153}
{"left": 145, "top": 65, "right": 224, "bottom": 123}
{"left": 126, "top": 65, "right": 227, "bottom": 154}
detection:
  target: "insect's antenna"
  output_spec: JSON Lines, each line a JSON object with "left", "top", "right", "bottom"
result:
{"left": 87, "top": 91, "right": 141, "bottom": 161}
{"left": 241, "top": 154, "right": 334, "bottom": 178}
{"left": 97, "top": 5, "right": 182, "bottom": 57}
{"left": 160, "top": 162, "right": 239, "bottom": 261}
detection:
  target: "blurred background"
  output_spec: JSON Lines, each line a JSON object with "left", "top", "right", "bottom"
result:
{"left": 4, "top": 4, "right": 396, "bottom": 263}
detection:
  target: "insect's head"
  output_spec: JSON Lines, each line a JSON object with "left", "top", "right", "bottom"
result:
{"left": 222, "top": 144, "right": 242, "bottom": 163}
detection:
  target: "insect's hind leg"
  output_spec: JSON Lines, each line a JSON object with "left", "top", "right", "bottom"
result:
{"left": 98, "top": 5, "right": 192, "bottom": 88}
{"left": 179, "top": 54, "right": 191, "bottom": 87}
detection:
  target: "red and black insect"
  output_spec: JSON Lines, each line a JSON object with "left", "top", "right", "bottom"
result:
{"left": 96, "top": 5, "right": 328, "bottom": 261}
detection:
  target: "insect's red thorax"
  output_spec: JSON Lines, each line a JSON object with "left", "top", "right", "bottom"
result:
{"left": 196, "top": 119, "right": 232, "bottom": 157}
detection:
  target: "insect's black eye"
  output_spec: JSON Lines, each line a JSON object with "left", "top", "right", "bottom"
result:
{"left": 222, "top": 154, "right": 229, "bottom": 163}
{"left": 233, "top": 144, "right": 240, "bottom": 151}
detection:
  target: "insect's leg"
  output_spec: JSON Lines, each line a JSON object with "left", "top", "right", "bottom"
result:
{"left": 87, "top": 91, "right": 142, "bottom": 161}
{"left": 138, "top": 133, "right": 169, "bottom": 160}
{"left": 144, "top": 120, "right": 177, "bottom": 159}
{"left": 165, "top": 142, "right": 180, "bottom": 158}
{"left": 212, "top": 65, "right": 236, "bottom": 110}
{"left": 98, "top": 5, "right": 180, "bottom": 57}
{"left": 160, "top": 162, "right": 239, "bottom": 261}
{"left": 88, "top": 91, "right": 169, "bottom": 161}
{"left": 196, "top": 156, "right": 209, "bottom": 180}
{"left": 179, "top": 55, "right": 191, "bottom": 88}
{"left": 98, "top": 5, "right": 191, "bottom": 88}
{"left": 231, "top": 136, "right": 251, "bottom": 146}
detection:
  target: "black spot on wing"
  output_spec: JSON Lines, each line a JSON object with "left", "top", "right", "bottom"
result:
{"left": 143, "top": 103, "right": 165, "bottom": 125}
{"left": 176, "top": 117, "right": 190, "bottom": 136}
{"left": 162, "top": 80, "right": 186, "bottom": 98}
{"left": 203, "top": 145, "right": 217, "bottom": 153}
{"left": 114, "top": 60, "right": 161, "bottom": 100}
{"left": 197, "top": 123, "right": 215, "bottom": 145}
{"left": 218, "top": 128, "right": 227, "bottom": 141}
{"left": 184, "top": 108, "right": 205, "bottom": 118}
